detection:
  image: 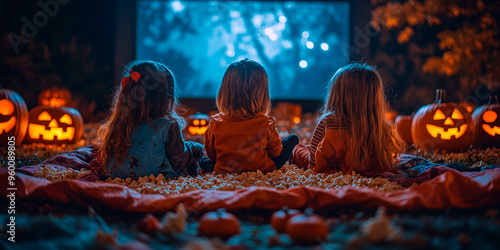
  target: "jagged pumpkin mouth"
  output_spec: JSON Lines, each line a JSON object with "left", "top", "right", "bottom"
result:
{"left": 425, "top": 124, "right": 468, "bottom": 140}
{"left": 188, "top": 126, "right": 208, "bottom": 135}
{"left": 482, "top": 124, "right": 500, "bottom": 136}
{"left": 0, "top": 117, "right": 16, "bottom": 133}
{"left": 28, "top": 123, "right": 75, "bottom": 141}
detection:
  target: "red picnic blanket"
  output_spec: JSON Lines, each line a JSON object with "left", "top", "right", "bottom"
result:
{"left": 1, "top": 146, "right": 499, "bottom": 213}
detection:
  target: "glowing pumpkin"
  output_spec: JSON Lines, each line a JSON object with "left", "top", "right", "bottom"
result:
{"left": 411, "top": 89, "right": 473, "bottom": 152}
{"left": 25, "top": 106, "right": 83, "bottom": 144}
{"left": 0, "top": 87, "right": 28, "bottom": 146}
{"left": 187, "top": 113, "right": 209, "bottom": 136}
{"left": 37, "top": 87, "right": 72, "bottom": 107}
{"left": 472, "top": 95, "right": 500, "bottom": 149}
{"left": 395, "top": 115, "right": 413, "bottom": 145}
{"left": 198, "top": 209, "right": 241, "bottom": 239}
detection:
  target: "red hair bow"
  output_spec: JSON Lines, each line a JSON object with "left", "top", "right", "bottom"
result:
{"left": 121, "top": 72, "right": 141, "bottom": 89}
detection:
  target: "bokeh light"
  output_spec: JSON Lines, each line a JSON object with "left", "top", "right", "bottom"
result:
{"left": 306, "top": 41, "right": 314, "bottom": 49}
{"left": 302, "top": 31, "right": 309, "bottom": 38}
{"left": 299, "top": 60, "right": 308, "bottom": 68}
{"left": 279, "top": 16, "right": 287, "bottom": 23}
{"left": 321, "top": 43, "right": 329, "bottom": 51}
{"left": 171, "top": 1, "right": 184, "bottom": 12}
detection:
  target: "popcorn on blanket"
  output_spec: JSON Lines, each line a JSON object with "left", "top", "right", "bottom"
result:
{"left": 34, "top": 164, "right": 404, "bottom": 195}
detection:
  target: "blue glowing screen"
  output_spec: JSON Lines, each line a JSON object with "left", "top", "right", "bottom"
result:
{"left": 136, "top": 1, "right": 350, "bottom": 99}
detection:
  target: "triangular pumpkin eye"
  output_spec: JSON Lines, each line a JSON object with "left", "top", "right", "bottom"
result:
{"left": 59, "top": 114, "right": 72, "bottom": 125}
{"left": 201, "top": 119, "right": 206, "bottom": 125}
{"left": 433, "top": 109, "right": 445, "bottom": 120}
{"left": 38, "top": 111, "right": 52, "bottom": 121}
{"left": 451, "top": 109, "right": 463, "bottom": 119}
{"left": 193, "top": 119, "right": 200, "bottom": 126}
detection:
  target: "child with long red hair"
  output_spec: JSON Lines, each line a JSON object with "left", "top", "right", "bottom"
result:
{"left": 94, "top": 61, "right": 203, "bottom": 179}
{"left": 292, "top": 62, "right": 406, "bottom": 173}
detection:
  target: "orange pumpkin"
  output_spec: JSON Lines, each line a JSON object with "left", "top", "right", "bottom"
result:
{"left": 25, "top": 106, "right": 83, "bottom": 144}
{"left": 187, "top": 113, "right": 210, "bottom": 136}
{"left": 37, "top": 87, "right": 72, "bottom": 107}
{"left": 0, "top": 86, "right": 28, "bottom": 146}
{"left": 285, "top": 208, "right": 328, "bottom": 244}
{"left": 395, "top": 115, "right": 413, "bottom": 145}
{"left": 472, "top": 95, "right": 500, "bottom": 149}
{"left": 411, "top": 89, "right": 473, "bottom": 152}
{"left": 136, "top": 213, "right": 160, "bottom": 236}
{"left": 270, "top": 206, "right": 301, "bottom": 233}
{"left": 198, "top": 209, "right": 240, "bottom": 239}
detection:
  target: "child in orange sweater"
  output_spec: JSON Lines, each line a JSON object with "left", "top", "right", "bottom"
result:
{"left": 203, "top": 59, "right": 299, "bottom": 173}
{"left": 291, "top": 63, "right": 406, "bottom": 173}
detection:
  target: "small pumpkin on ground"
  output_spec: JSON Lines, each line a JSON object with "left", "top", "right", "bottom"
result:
{"left": 285, "top": 208, "right": 328, "bottom": 244}
{"left": 270, "top": 206, "right": 301, "bottom": 233}
{"left": 198, "top": 209, "right": 241, "bottom": 240}
{"left": 472, "top": 95, "right": 500, "bottom": 149}
{"left": 136, "top": 213, "right": 160, "bottom": 236}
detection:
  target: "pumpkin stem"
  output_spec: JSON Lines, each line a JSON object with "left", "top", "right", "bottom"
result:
{"left": 488, "top": 95, "right": 498, "bottom": 104}
{"left": 216, "top": 208, "right": 226, "bottom": 217}
{"left": 434, "top": 89, "right": 446, "bottom": 104}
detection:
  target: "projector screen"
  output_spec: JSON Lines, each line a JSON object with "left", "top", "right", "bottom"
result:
{"left": 136, "top": 0, "right": 350, "bottom": 99}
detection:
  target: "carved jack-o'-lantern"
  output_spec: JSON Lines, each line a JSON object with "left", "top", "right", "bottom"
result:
{"left": 187, "top": 113, "right": 210, "bottom": 136}
{"left": 395, "top": 115, "right": 413, "bottom": 145}
{"left": 37, "top": 87, "right": 72, "bottom": 107}
{"left": 411, "top": 89, "right": 473, "bottom": 152}
{"left": 25, "top": 106, "right": 83, "bottom": 144}
{"left": 472, "top": 95, "right": 500, "bottom": 148}
{"left": 0, "top": 87, "right": 28, "bottom": 146}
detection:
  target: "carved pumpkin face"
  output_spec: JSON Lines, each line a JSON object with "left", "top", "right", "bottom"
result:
{"left": 472, "top": 96, "right": 500, "bottom": 148}
{"left": 187, "top": 113, "right": 209, "bottom": 135}
{"left": 0, "top": 88, "right": 28, "bottom": 146}
{"left": 412, "top": 89, "right": 473, "bottom": 152}
{"left": 0, "top": 99, "right": 16, "bottom": 134}
{"left": 425, "top": 108, "right": 468, "bottom": 140}
{"left": 25, "top": 106, "right": 83, "bottom": 144}
{"left": 38, "top": 87, "right": 72, "bottom": 107}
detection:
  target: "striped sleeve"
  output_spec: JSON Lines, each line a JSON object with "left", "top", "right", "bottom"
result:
{"left": 309, "top": 118, "right": 326, "bottom": 167}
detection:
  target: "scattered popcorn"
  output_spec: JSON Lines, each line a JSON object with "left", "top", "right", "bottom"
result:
{"left": 34, "top": 164, "right": 405, "bottom": 195}
{"left": 34, "top": 165, "right": 92, "bottom": 181}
